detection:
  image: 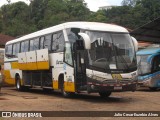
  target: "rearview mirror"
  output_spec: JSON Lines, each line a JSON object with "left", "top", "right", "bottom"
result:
{"left": 131, "top": 36, "right": 138, "bottom": 52}
{"left": 78, "top": 33, "right": 91, "bottom": 50}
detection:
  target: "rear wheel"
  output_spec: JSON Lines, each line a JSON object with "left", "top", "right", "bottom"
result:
{"left": 15, "top": 75, "right": 26, "bottom": 91}
{"left": 99, "top": 92, "right": 112, "bottom": 98}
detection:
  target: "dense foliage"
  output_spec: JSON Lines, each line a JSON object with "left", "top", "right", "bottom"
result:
{"left": 0, "top": 0, "right": 160, "bottom": 37}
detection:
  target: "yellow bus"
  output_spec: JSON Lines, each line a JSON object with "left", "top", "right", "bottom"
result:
{"left": 4, "top": 22, "right": 138, "bottom": 97}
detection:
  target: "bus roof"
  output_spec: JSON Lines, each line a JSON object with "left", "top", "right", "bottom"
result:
{"left": 6, "top": 22, "right": 128, "bottom": 45}
{"left": 137, "top": 48, "right": 160, "bottom": 55}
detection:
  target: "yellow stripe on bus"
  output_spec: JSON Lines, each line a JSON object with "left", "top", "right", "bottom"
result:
{"left": 37, "top": 61, "right": 49, "bottom": 70}
{"left": 18, "top": 61, "right": 49, "bottom": 70}
{"left": 18, "top": 63, "right": 27, "bottom": 70}
{"left": 27, "top": 62, "right": 37, "bottom": 70}
{"left": 11, "top": 62, "right": 19, "bottom": 69}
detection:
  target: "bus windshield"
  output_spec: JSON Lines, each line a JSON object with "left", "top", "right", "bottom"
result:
{"left": 137, "top": 55, "right": 151, "bottom": 75}
{"left": 86, "top": 31, "right": 137, "bottom": 73}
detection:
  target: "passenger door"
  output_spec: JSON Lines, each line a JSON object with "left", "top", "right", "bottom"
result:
{"left": 73, "top": 41, "right": 87, "bottom": 90}
{"left": 63, "top": 43, "right": 75, "bottom": 92}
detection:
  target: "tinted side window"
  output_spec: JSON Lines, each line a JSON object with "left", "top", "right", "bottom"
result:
{"left": 30, "top": 40, "right": 34, "bottom": 51}
{"left": 152, "top": 55, "right": 160, "bottom": 73}
{"left": 13, "top": 44, "right": 16, "bottom": 56}
{"left": 52, "top": 34, "right": 58, "bottom": 51}
{"left": 24, "top": 41, "right": 29, "bottom": 52}
{"left": 21, "top": 41, "right": 29, "bottom": 52}
{"left": 13, "top": 43, "right": 20, "bottom": 57}
{"left": 44, "top": 34, "right": 52, "bottom": 50}
{"left": 21, "top": 41, "right": 25, "bottom": 52}
{"left": 67, "top": 28, "right": 80, "bottom": 42}
{"left": 15, "top": 43, "right": 20, "bottom": 56}
{"left": 34, "top": 38, "right": 39, "bottom": 50}
{"left": 5, "top": 44, "right": 13, "bottom": 57}
{"left": 52, "top": 31, "right": 65, "bottom": 52}
{"left": 40, "top": 36, "right": 45, "bottom": 49}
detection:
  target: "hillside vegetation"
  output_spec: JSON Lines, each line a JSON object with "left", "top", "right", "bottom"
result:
{"left": 0, "top": 0, "right": 160, "bottom": 37}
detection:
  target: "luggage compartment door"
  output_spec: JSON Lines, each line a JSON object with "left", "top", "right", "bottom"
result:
{"left": 26, "top": 51, "right": 37, "bottom": 70}
{"left": 36, "top": 49, "right": 49, "bottom": 70}
{"left": 18, "top": 52, "right": 27, "bottom": 70}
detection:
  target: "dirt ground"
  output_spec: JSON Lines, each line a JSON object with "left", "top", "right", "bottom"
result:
{"left": 0, "top": 87, "right": 160, "bottom": 120}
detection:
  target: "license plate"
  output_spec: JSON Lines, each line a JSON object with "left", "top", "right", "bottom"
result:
{"left": 114, "top": 86, "right": 122, "bottom": 90}
{"left": 112, "top": 74, "right": 122, "bottom": 80}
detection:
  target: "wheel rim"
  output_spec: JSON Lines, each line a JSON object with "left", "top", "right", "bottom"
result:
{"left": 61, "top": 83, "right": 70, "bottom": 97}
{"left": 16, "top": 77, "right": 20, "bottom": 89}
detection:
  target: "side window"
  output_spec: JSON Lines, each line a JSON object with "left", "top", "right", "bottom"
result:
{"left": 21, "top": 41, "right": 25, "bottom": 52}
{"left": 64, "top": 43, "right": 73, "bottom": 66}
{"left": 34, "top": 38, "right": 39, "bottom": 50}
{"left": 24, "top": 41, "right": 29, "bottom": 52}
{"left": 30, "top": 38, "right": 39, "bottom": 51}
{"left": 15, "top": 43, "right": 20, "bottom": 56}
{"left": 52, "top": 34, "right": 58, "bottom": 51}
{"left": 52, "top": 31, "right": 65, "bottom": 52}
{"left": 13, "top": 43, "right": 20, "bottom": 57}
{"left": 40, "top": 36, "right": 45, "bottom": 49}
{"left": 30, "top": 40, "right": 34, "bottom": 51}
{"left": 44, "top": 34, "right": 52, "bottom": 50}
{"left": 21, "top": 41, "right": 29, "bottom": 52}
{"left": 58, "top": 32, "right": 65, "bottom": 52}
{"left": 152, "top": 55, "right": 160, "bottom": 72}
{"left": 67, "top": 28, "right": 80, "bottom": 42}
{"left": 5, "top": 44, "right": 13, "bottom": 57}
{"left": 13, "top": 44, "right": 16, "bottom": 56}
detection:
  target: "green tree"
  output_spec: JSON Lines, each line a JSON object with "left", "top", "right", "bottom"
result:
{"left": 65, "top": 0, "right": 90, "bottom": 21}
{"left": 30, "top": 0, "right": 48, "bottom": 29}
{"left": 105, "top": 6, "right": 134, "bottom": 28}
{"left": 0, "top": 2, "right": 37, "bottom": 36}
{"left": 88, "top": 10, "right": 108, "bottom": 22}
{"left": 105, "top": 0, "right": 160, "bottom": 29}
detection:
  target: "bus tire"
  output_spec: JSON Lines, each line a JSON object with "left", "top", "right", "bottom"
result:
{"left": 15, "top": 75, "right": 25, "bottom": 91}
{"left": 59, "top": 75, "right": 73, "bottom": 97}
{"left": 99, "top": 91, "right": 112, "bottom": 98}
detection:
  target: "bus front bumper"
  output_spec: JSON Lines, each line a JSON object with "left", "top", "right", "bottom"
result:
{"left": 87, "top": 82, "right": 137, "bottom": 93}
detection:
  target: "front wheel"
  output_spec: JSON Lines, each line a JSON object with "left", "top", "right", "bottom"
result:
{"left": 15, "top": 75, "right": 25, "bottom": 91}
{"left": 61, "top": 83, "right": 74, "bottom": 97}
{"left": 99, "top": 92, "right": 112, "bottom": 98}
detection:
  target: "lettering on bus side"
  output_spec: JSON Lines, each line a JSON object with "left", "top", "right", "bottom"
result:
{"left": 56, "top": 60, "right": 63, "bottom": 65}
